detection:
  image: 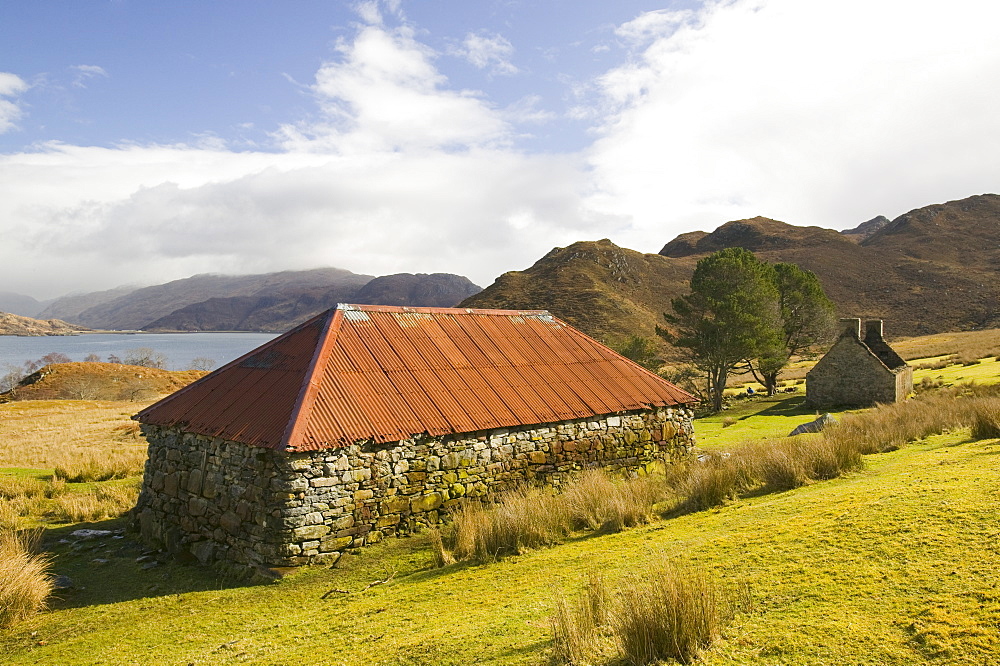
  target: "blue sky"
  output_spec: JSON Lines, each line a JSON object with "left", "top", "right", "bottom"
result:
{"left": 1, "top": 0, "right": 998, "bottom": 299}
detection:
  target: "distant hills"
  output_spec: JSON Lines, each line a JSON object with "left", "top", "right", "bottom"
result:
{"left": 463, "top": 194, "right": 1000, "bottom": 341}
{"left": 6, "top": 193, "right": 997, "bottom": 339}
{"left": 30, "top": 268, "right": 481, "bottom": 333}
{"left": 0, "top": 291, "right": 49, "bottom": 318}
{"left": 143, "top": 272, "right": 482, "bottom": 332}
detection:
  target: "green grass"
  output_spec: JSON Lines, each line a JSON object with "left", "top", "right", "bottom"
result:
{"left": 0, "top": 468, "right": 54, "bottom": 480}
{"left": 694, "top": 393, "right": 853, "bottom": 451}
{"left": 912, "top": 356, "right": 1000, "bottom": 386}
{"left": 4, "top": 427, "right": 1000, "bottom": 664}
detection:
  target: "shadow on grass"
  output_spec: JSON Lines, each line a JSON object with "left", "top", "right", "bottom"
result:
{"left": 746, "top": 396, "right": 815, "bottom": 419}
{"left": 41, "top": 518, "right": 261, "bottom": 611}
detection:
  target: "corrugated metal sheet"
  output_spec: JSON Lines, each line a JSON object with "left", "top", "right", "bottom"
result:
{"left": 136, "top": 304, "right": 695, "bottom": 452}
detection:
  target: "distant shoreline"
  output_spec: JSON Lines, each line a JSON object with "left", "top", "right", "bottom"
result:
{"left": 0, "top": 329, "right": 280, "bottom": 337}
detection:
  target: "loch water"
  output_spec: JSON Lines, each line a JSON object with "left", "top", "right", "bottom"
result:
{"left": 0, "top": 332, "right": 278, "bottom": 371}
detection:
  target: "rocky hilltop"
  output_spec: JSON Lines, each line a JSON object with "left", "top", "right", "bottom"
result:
{"left": 463, "top": 240, "right": 696, "bottom": 344}
{"left": 463, "top": 194, "right": 1000, "bottom": 340}
{"left": 0, "top": 312, "right": 90, "bottom": 336}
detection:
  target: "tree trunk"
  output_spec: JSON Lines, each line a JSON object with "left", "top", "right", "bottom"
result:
{"left": 710, "top": 367, "right": 728, "bottom": 412}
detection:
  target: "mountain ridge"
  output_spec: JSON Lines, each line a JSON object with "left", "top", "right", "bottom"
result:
{"left": 463, "top": 193, "right": 1000, "bottom": 340}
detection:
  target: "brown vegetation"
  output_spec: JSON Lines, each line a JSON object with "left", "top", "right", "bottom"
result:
{"left": 0, "top": 399, "right": 149, "bottom": 472}
{"left": 0, "top": 475, "right": 140, "bottom": 530}
{"left": 2, "top": 362, "right": 205, "bottom": 402}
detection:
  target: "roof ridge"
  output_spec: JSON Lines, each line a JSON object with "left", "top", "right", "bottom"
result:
{"left": 281, "top": 308, "right": 343, "bottom": 451}
{"left": 336, "top": 303, "right": 551, "bottom": 317}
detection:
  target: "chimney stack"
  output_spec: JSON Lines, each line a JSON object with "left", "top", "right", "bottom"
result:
{"left": 839, "top": 317, "right": 861, "bottom": 338}
{"left": 864, "top": 319, "right": 884, "bottom": 342}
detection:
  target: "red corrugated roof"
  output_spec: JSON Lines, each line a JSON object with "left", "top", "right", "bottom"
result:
{"left": 136, "top": 304, "right": 695, "bottom": 452}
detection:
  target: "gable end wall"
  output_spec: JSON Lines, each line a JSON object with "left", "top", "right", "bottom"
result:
{"left": 134, "top": 407, "right": 694, "bottom": 568}
{"left": 807, "top": 335, "right": 912, "bottom": 406}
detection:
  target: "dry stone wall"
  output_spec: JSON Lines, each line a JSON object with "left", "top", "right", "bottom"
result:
{"left": 134, "top": 407, "right": 694, "bottom": 568}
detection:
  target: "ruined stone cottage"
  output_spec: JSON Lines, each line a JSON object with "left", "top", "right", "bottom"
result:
{"left": 806, "top": 318, "right": 913, "bottom": 407}
{"left": 133, "top": 304, "right": 696, "bottom": 568}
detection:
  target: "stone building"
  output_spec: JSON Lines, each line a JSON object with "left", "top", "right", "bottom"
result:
{"left": 133, "top": 304, "right": 696, "bottom": 568}
{"left": 806, "top": 318, "right": 913, "bottom": 407}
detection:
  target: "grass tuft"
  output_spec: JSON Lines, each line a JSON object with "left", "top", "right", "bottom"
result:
{"left": 612, "top": 558, "right": 723, "bottom": 665}
{"left": 52, "top": 449, "right": 145, "bottom": 483}
{"left": 452, "top": 487, "right": 571, "bottom": 562}
{"left": 970, "top": 398, "right": 1000, "bottom": 440}
{"left": 0, "top": 528, "right": 53, "bottom": 631}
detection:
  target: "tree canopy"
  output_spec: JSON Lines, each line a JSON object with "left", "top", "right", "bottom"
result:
{"left": 660, "top": 247, "right": 782, "bottom": 412}
{"left": 749, "top": 262, "right": 836, "bottom": 395}
{"left": 660, "top": 249, "right": 835, "bottom": 411}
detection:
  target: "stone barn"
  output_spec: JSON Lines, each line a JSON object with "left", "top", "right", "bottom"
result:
{"left": 806, "top": 318, "right": 913, "bottom": 407}
{"left": 133, "top": 304, "right": 696, "bottom": 568}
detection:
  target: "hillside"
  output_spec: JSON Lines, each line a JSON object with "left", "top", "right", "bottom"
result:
{"left": 462, "top": 239, "right": 696, "bottom": 344}
{"left": 465, "top": 194, "right": 1000, "bottom": 340}
{"left": 0, "top": 312, "right": 90, "bottom": 337}
{"left": 36, "top": 285, "right": 143, "bottom": 324}
{"left": 1, "top": 362, "right": 205, "bottom": 401}
{"left": 0, "top": 292, "right": 47, "bottom": 318}
{"left": 44, "top": 268, "right": 374, "bottom": 331}
{"left": 40, "top": 269, "right": 482, "bottom": 333}
{"left": 144, "top": 272, "right": 482, "bottom": 332}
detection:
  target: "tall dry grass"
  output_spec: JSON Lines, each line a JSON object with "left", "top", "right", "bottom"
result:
{"left": 447, "top": 470, "right": 674, "bottom": 564}
{"left": 0, "top": 399, "right": 150, "bottom": 472}
{"left": 0, "top": 474, "right": 139, "bottom": 530}
{"left": 53, "top": 449, "right": 146, "bottom": 483}
{"left": 970, "top": 398, "right": 1000, "bottom": 440}
{"left": 0, "top": 528, "right": 53, "bottom": 630}
{"left": 442, "top": 385, "right": 1000, "bottom": 568}
{"left": 452, "top": 486, "right": 571, "bottom": 562}
{"left": 552, "top": 560, "right": 729, "bottom": 666}
{"left": 561, "top": 469, "right": 669, "bottom": 534}
{"left": 614, "top": 560, "right": 722, "bottom": 665}
{"left": 551, "top": 572, "right": 612, "bottom": 664}
{"left": 674, "top": 384, "right": 1000, "bottom": 515}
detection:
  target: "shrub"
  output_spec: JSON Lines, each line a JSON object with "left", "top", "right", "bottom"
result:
{"left": 721, "top": 416, "right": 737, "bottom": 428}
{"left": 613, "top": 559, "right": 723, "bottom": 665}
{"left": 0, "top": 528, "right": 53, "bottom": 630}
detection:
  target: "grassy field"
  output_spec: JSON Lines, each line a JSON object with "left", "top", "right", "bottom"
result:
{"left": 2, "top": 425, "right": 999, "bottom": 664}
{"left": 0, "top": 399, "right": 146, "bottom": 473}
{"left": 2, "top": 336, "right": 1000, "bottom": 664}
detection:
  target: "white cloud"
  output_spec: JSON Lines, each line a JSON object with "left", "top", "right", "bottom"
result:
{"left": 586, "top": 0, "right": 1000, "bottom": 250}
{"left": 614, "top": 8, "right": 697, "bottom": 48}
{"left": 0, "top": 25, "right": 599, "bottom": 299}
{"left": 277, "top": 25, "right": 511, "bottom": 152}
{"left": 454, "top": 32, "right": 519, "bottom": 76}
{"left": 4, "top": 1, "right": 999, "bottom": 302}
{"left": 0, "top": 72, "right": 28, "bottom": 134}
{"left": 353, "top": 1, "right": 383, "bottom": 25}
{"left": 70, "top": 64, "right": 109, "bottom": 88}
